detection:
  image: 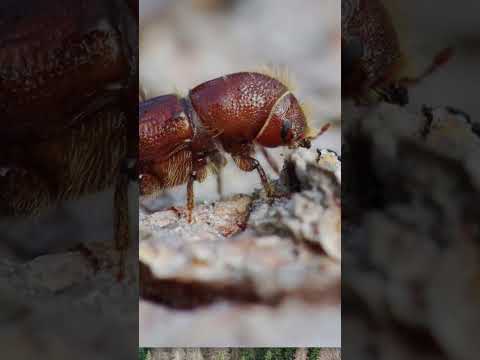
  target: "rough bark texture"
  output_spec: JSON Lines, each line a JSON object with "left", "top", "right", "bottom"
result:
{"left": 294, "top": 348, "right": 308, "bottom": 360}
{"left": 149, "top": 348, "right": 233, "bottom": 360}
{"left": 0, "top": 231, "right": 138, "bottom": 359}
{"left": 150, "top": 348, "right": 205, "bottom": 360}
{"left": 140, "top": 148, "right": 341, "bottom": 345}
{"left": 342, "top": 103, "right": 480, "bottom": 359}
{"left": 140, "top": 148, "right": 340, "bottom": 305}
{"left": 317, "top": 349, "right": 341, "bottom": 360}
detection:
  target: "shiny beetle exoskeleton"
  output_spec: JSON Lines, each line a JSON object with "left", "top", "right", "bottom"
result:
{"left": 342, "top": 0, "right": 452, "bottom": 106}
{"left": 139, "top": 71, "right": 327, "bottom": 221}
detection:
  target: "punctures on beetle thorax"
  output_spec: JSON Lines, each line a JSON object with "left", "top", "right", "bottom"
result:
{"left": 188, "top": 72, "right": 289, "bottom": 144}
{"left": 342, "top": 2, "right": 453, "bottom": 107}
{"left": 343, "top": 0, "right": 403, "bottom": 84}
{"left": 342, "top": 0, "right": 405, "bottom": 103}
{"left": 188, "top": 71, "right": 314, "bottom": 150}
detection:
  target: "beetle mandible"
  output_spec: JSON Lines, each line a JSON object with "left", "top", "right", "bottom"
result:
{"left": 139, "top": 71, "right": 329, "bottom": 222}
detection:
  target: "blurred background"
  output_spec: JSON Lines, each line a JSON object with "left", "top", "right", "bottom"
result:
{"left": 342, "top": 1, "right": 480, "bottom": 359}
{"left": 381, "top": 0, "right": 480, "bottom": 118}
{"left": 139, "top": 0, "right": 341, "bottom": 206}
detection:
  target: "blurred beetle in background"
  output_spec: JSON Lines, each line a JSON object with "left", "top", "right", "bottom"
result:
{"left": 0, "top": 0, "right": 138, "bottom": 278}
{"left": 342, "top": 0, "right": 452, "bottom": 106}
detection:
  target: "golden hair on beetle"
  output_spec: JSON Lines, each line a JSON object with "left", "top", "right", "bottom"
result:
{"left": 254, "top": 64, "right": 298, "bottom": 92}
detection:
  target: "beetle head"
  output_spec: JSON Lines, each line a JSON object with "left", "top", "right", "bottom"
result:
{"left": 255, "top": 92, "right": 313, "bottom": 149}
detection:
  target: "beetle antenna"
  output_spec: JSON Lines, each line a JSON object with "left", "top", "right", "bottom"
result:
{"left": 307, "top": 122, "right": 331, "bottom": 140}
{"left": 400, "top": 47, "right": 454, "bottom": 87}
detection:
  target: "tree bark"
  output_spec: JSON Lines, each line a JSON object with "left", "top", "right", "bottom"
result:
{"left": 318, "top": 348, "right": 340, "bottom": 360}
{"left": 294, "top": 348, "right": 308, "bottom": 360}
{"left": 230, "top": 348, "right": 241, "bottom": 360}
{"left": 150, "top": 348, "right": 175, "bottom": 360}
{"left": 201, "top": 348, "right": 230, "bottom": 360}
{"left": 186, "top": 348, "right": 204, "bottom": 360}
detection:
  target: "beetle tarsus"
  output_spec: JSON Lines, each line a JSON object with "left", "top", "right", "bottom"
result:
{"left": 254, "top": 161, "right": 274, "bottom": 198}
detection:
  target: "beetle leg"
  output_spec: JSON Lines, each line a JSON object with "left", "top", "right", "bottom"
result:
{"left": 399, "top": 47, "right": 454, "bottom": 87}
{"left": 186, "top": 173, "right": 196, "bottom": 223}
{"left": 209, "top": 150, "right": 227, "bottom": 199}
{"left": 254, "top": 160, "right": 274, "bottom": 198}
{"left": 185, "top": 155, "right": 211, "bottom": 222}
{"left": 258, "top": 145, "right": 280, "bottom": 174}
{"left": 216, "top": 170, "right": 224, "bottom": 200}
{"left": 233, "top": 155, "right": 274, "bottom": 198}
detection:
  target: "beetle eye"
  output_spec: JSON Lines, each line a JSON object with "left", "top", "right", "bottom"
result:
{"left": 280, "top": 119, "right": 292, "bottom": 142}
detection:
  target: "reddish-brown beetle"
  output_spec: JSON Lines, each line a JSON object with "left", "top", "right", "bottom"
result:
{"left": 0, "top": 0, "right": 137, "bottom": 278}
{"left": 139, "top": 71, "right": 328, "bottom": 221}
{"left": 342, "top": 0, "right": 452, "bottom": 106}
